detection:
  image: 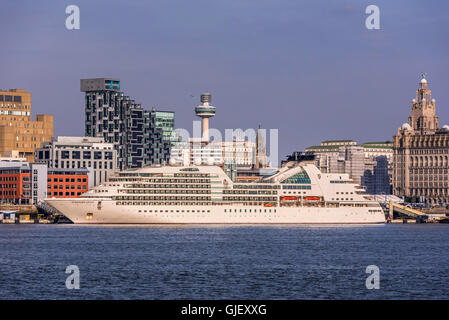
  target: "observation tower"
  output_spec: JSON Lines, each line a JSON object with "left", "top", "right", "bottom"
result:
{"left": 195, "top": 93, "right": 216, "bottom": 141}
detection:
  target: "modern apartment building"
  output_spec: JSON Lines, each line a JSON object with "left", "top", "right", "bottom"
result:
{"left": 81, "top": 78, "right": 174, "bottom": 169}
{"left": 0, "top": 89, "right": 53, "bottom": 162}
{"left": 393, "top": 75, "right": 449, "bottom": 205}
{"left": 35, "top": 136, "right": 116, "bottom": 187}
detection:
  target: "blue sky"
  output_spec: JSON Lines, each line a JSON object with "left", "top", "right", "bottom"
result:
{"left": 1, "top": 0, "right": 449, "bottom": 159}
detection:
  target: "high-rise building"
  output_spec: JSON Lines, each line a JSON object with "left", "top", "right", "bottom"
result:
{"left": 34, "top": 136, "right": 117, "bottom": 187}
{"left": 81, "top": 78, "right": 174, "bottom": 169}
{"left": 0, "top": 89, "right": 53, "bottom": 162}
{"left": 393, "top": 74, "right": 449, "bottom": 205}
{"left": 146, "top": 108, "right": 174, "bottom": 166}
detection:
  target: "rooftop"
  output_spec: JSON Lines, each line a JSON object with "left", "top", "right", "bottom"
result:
{"left": 321, "top": 140, "right": 355, "bottom": 143}
{"left": 306, "top": 145, "right": 341, "bottom": 150}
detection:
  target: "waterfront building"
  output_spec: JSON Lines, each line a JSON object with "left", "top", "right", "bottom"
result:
{"left": 0, "top": 161, "right": 92, "bottom": 205}
{"left": 0, "top": 89, "right": 53, "bottom": 162}
{"left": 393, "top": 75, "right": 449, "bottom": 205}
{"left": 47, "top": 168, "right": 92, "bottom": 198}
{"left": 305, "top": 140, "right": 393, "bottom": 194}
{"left": 0, "top": 163, "right": 47, "bottom": 205}
{"left": 81, "top": 78, "right": 173, "bottom": 169}
{"left": 35, "top": 136, "right": 117, "bottom": 187}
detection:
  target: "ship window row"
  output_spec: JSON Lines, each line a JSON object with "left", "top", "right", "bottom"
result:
{"left": 112, "top": 178, "right": 211, "bottom": 184}
{"left": 116, "top": 202, "right": 213, "bottom": 206}
{"left": 224, "top": 208, "right": 276, "bottom": 213}
{"left": 174, "top": 173, "right": 213, "bottom": 178}
{"left": 114, "top": 196, "right": 211, "bottom": 201}
{"left": 137, "top": 209, "right": 211, "bottom": 213}
{"left": 119, "top": 189, "right": 211, "bottom": 194}
{"left": 130, "top": 178, "right": 211, "bottom": 183}
{"left": 222, "top": 196, "right": 277, "bottom": 202}
{"left": 233, "top": 184, "right": 280, "bottom": 189}
{"left": 223, "top": 190, "right": 276, "bottom": 195}
{"left": 282, "top": 185, "right": 312, "bottom": 190}
{"left": 330, "top": 180, "right": 349, "bottom": 184}
{"left": 123, "top": 183, "right": 211, "bottom": 189}
{"left": 109, "top": 177, "right": 215, "bottom": 183}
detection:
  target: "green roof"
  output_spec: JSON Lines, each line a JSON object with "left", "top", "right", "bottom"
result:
{"left": 321, "top": 140, "right": 355, "bottom": 143}
{"left": 306, "top": 145, "right": 341, "bottom": 150}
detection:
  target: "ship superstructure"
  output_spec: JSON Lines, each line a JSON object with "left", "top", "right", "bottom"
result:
{"left": 45, "top": 163, "right": 385, "bottom": 224}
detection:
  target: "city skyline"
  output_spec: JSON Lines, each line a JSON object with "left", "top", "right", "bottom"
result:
{"left": 3, "top": 1, "right": 449, "bottom": 304}
{"left": 1, "top": 1, "right": 449, "bottom": 159}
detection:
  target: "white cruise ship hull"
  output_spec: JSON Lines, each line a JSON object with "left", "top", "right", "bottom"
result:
{"left": 45, "top": 198, "right": 386, "bottom": 224}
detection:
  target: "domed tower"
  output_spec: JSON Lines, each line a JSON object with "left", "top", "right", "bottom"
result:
{"left": 408, "top": 73, "right": 439, "bottom": 133}
{"left": 195, "top": 93, "right": 216, "bottom": 140}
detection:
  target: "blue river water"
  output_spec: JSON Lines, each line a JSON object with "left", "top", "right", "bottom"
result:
{"left": 0, "top": 223, "right": 448, "bottom": 299}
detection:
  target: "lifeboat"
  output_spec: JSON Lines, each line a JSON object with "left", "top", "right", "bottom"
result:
{"left": 304, "top": 196, "right": 320, "bottom": 201}
{"left": 280, "top": 196, "right": 298, "bottom": 201}
{"left": 264, "top": 203, "right": 273, "bottom": 207}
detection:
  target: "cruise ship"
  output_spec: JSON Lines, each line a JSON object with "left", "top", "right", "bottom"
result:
{"left": 45, "top": 163, "right": 386, "bottom": 224}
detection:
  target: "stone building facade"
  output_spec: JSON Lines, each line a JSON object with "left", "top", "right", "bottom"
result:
{"left": 305, "top": 140, "right": 392, "bottom": 194}
{"left": 393, "top": 75, "right": 449, "bottom": 205}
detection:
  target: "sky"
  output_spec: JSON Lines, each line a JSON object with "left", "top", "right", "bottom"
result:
{"left": 1, "top": 0, "right": 449, "bottom": 161}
